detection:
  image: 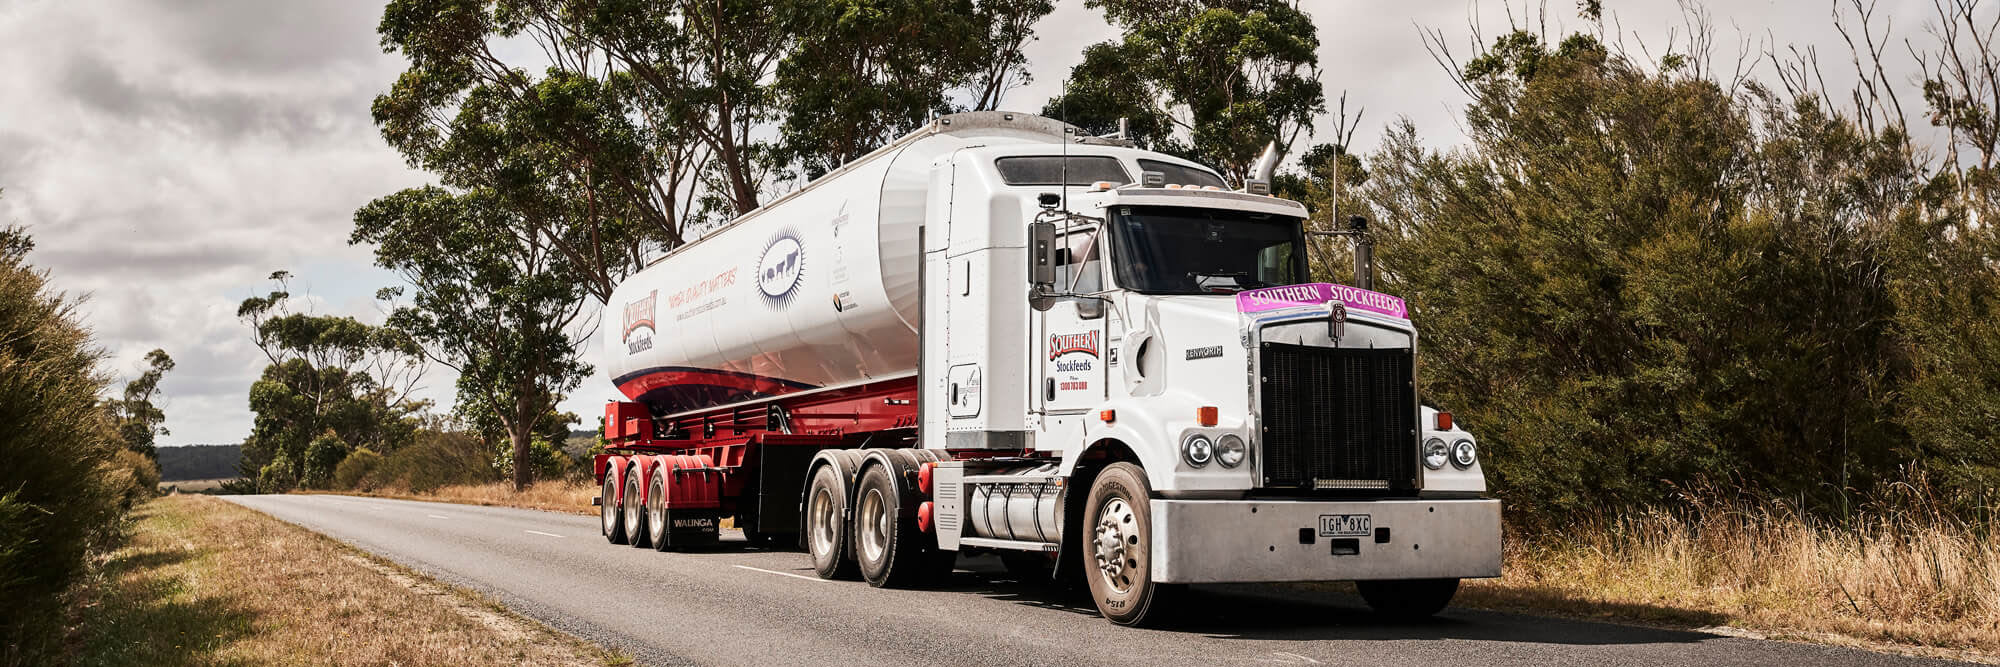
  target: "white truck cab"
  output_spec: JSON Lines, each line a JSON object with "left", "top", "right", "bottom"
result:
{"left": 903, "top": 116, "right": 1502, "bottom": 625}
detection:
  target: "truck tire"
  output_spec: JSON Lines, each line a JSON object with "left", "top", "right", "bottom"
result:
{"left": 602, "top": 466, "right": 628, "bottom": 545}
{"left": 853, "top": 463, "right": 932, "bottom": 588}
{"left": 648, "top": 468, "right": 673, "bottom": 552}
{"left": 1082, "top": 462, "right": 1181, "bottom": 626}
{"left": 624, "top": 464, "right": 652, "bottom": 549}
{"left": 806, "top": 464, "right": 859, "bottom": 579}
{"left": 1356, "top": 578, "right": 1459, "bottom": 620}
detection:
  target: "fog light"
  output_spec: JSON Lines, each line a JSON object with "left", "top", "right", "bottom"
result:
{"left": 1423, "top": 438, "right": 1449, "bottom": 470}
{"left": 1182, "top": 434, "right": 1214, "bottom": 467}
{"left": 1215, "top": 434, "right": 1246, "bottom": 468}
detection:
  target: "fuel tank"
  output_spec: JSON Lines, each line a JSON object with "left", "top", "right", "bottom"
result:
{"left": 603, "top": 112, "right": 1083, "bottom": 416}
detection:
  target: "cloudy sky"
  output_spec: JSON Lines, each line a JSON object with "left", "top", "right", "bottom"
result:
{"left": 0, "top": 0, "right": 1938, "bottom": 446}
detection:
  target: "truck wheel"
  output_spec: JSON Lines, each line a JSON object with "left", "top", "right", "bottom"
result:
{"left": 624, "top": 464, "right": 652, "bottom": 549}
{"left": 806, "top": 464, "right": 858, "bottom": 579}
{"left": 854, "top": 464, "right": 931, "bottom": 588}
{"left": 648, "top": 468, "right": 673, "bottom": 552}
{"left": 602, "top": 468, "right": 628, "bottom": 545}
{"left": 1082, "top": 462, "right": 1180, "bottom": 626}
{"left": 1356, "top": 578, "right": 1460, "bottom": 620}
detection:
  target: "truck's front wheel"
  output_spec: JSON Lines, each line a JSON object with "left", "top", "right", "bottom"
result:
{"left": 1356, "top": 578, "right": 1459, "bottom": 620}
{"left": 1082, "top": 462, "right": 1180, "bottom": 626}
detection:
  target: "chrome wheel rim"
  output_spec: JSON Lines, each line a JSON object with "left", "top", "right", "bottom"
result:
{"left": 601, "top": 475, "right": 618, "bottom": 535}
{"left": 648, "top": 473, "right": 667, "bottom": 539}
{"left": 858, "top": 488, "right": 889, "bottom": 564}
{"left": 1093, "top": 497, "right": 1138, "bottom": 593}
{"left": 809, "top": 484, "right": 839, "bottom": 559}
{"left": 623, "top": 468, "right": 644, "bottom": 539}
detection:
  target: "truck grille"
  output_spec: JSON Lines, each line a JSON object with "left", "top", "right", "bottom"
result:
{"left": 1258, "top": 343, "right": 1418, "bottom": 492}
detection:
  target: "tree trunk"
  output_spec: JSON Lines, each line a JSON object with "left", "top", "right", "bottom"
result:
{"left": 511, "top": 393, "right": 533, "bottom": 492}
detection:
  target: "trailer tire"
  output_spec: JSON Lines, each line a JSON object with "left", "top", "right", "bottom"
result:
{"left": 648, "top": 467, "right": 673, "bottom": 552}
{"left": 1082, "top": 462, "right": 1181, "bottom": 626}
{"left": 854, "top": 463, "right": 930, "bottom": 588}
{"left": 1356, "top": 578, "right": 1459, "bottom": 620}
{"left": 624, "top": 463, "right": 652, "bottom": 549}
{"left": 806, "top": 464, "right": 859, "bottom": 579}
{"left": 602, "top": 466, "right": 628, "bottom": 545}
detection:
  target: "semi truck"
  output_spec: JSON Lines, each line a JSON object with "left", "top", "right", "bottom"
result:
{"left": 592, "top": 111, "right": 1501, "bottom": 626}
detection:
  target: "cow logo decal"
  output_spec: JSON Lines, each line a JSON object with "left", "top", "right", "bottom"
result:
{"left": 757, "top": 230, "right": 806, "bottom": 309}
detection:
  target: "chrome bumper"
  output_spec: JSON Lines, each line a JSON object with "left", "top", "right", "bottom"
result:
{"left": 1149, "top": 498, "right": 1502, "bottom": 584}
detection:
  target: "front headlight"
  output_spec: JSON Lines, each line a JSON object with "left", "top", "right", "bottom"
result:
{"left": 1423, "top": 438, "right": 1449, "bottom": 470}
{"left": 1451, "top": 439, "right": 1477, "bottom": 469}
{"left": 1214, "top": 434, "right": 1246, "bottom": 468}
{"left": 1182, "top": 434, "right": 1214, "bottom": 467}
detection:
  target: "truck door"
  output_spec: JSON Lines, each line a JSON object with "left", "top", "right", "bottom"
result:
{"left": 1037, "top": 226, "right": 1108, "bottom": 414}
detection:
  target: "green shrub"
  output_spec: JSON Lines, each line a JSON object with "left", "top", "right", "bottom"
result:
{"left": 0, "top": 224, "right": 130, "bottom": 661}
{"left": 369, "top": 430, "right": 496, "bottom": 493}
{"left": 333, "top": 447, "right": 383, "bottom": 491}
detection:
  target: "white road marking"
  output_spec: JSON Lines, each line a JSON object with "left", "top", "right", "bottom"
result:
{"left": 1266, "top": 652, "right": 1322, "bottom": 664}
{"left": 734, "top": 565, "right": 829, "bottom": 582}
{"left": 427, "top": 514, "right": 450, "bottom": 519}
{"left": 524, "top": 530, "right": 563, "bottom": 538}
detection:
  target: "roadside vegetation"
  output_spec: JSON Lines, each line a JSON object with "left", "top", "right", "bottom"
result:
{"left": 0, "top": 214, "right": 166, "bottom": 664}
{"left": 1461, "top": 479, "right": 1999, "bottom": 658}
{"left": 67, "top": 494, "right": 621, "bottom": 666}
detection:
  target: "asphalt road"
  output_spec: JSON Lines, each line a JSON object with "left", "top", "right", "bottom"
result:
{"left": 226, "top": 494, "right": 1970, "bottom": 667}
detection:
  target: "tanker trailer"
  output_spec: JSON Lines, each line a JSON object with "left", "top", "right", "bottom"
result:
{"left": 592, "top": 111, "right": 1502, "bottom": 626}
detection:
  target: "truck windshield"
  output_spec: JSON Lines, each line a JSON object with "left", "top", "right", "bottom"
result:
{"left": 1108, "top": 206, "right": 1306, "bottom": 294}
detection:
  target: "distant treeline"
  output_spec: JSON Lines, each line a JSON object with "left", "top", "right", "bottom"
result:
{"left": 157, "top": 444, "right": 241, "bottom": 481}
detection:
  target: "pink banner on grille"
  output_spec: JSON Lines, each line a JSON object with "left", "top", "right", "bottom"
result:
{"left": 1235, "top": 283, "right": 1408, "bottom": 319}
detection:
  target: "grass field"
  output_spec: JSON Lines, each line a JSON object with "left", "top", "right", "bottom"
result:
{"left": 65, "top": 495, "right": 625, "bottom": 666}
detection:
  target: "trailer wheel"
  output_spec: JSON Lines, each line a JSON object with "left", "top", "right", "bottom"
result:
{"left": 602, "top": 467, "right": 628, "bottom": 545}
{"left": 853, "top": 464, "right": 931, "bottom": 588}
{"left": 805, "top": 464, "right": 858, "bottom": 579}
{"left": 648, "top": 467, "right": 672, "bottom": 552}
{"left": 1356, "top": 578, "right": 1459, "bottom": 620}
{"left": 1082, "top": 462, "right": 1181, "bottom": 626}
{"left": 624, "top": 464, "right": 652, "bottom": 549}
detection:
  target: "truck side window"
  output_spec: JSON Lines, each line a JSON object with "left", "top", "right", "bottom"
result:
{"left": 1058, "top": 229, "right": 1103, "bottom": 293}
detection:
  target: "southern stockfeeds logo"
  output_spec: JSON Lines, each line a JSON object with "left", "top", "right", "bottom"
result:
{"left": 1049, "top": 331, "right": 1100, "bottom": 360}
{"left": 757, "top": 229, "right": 806, "bottom": 309}
{"left": 622, "top": 290, "right": 657, "bottom": 355}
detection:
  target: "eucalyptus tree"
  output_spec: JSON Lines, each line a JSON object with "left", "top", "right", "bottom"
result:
{"left": 1043, "top": 0, "right": 1325, "bottom": 181}
{"left": 354, "top": 186, "right": 592, "bottom": 491}
{"left": 237, "top": 273, "right": 428, "bottom": 491}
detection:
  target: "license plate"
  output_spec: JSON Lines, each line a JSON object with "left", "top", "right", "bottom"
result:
{"left": 1319, "top": 514, "right": 1371, "bottom": 537}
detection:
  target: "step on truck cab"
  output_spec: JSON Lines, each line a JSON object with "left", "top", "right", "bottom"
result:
{"left": 593, "top": 111, "right": 1501, "bottom": 626}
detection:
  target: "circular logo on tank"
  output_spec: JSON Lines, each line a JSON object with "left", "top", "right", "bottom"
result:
{"left": 757, "top": 231, "right": 805, "bottom": 309}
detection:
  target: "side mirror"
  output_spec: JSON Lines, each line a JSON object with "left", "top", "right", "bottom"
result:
{"left": 1029, "top": 221, "right": 1058, "bottom": 311}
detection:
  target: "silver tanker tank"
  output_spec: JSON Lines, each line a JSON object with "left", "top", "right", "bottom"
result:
{"left": 603, "top": 112, "right": 1083, "bottom": 416}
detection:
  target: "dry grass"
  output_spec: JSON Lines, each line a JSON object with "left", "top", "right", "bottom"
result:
{"left": 158, "top": 477, "right": 237, "bottom": 493}
{"left": 333, "top": 480, "right": 599, "bottom": 516}
{"left": 1460, "top": 489, "right": 2000, "bottom": 660}
{"left": 66, "top": 495, "right": 625, "bottom": 666}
